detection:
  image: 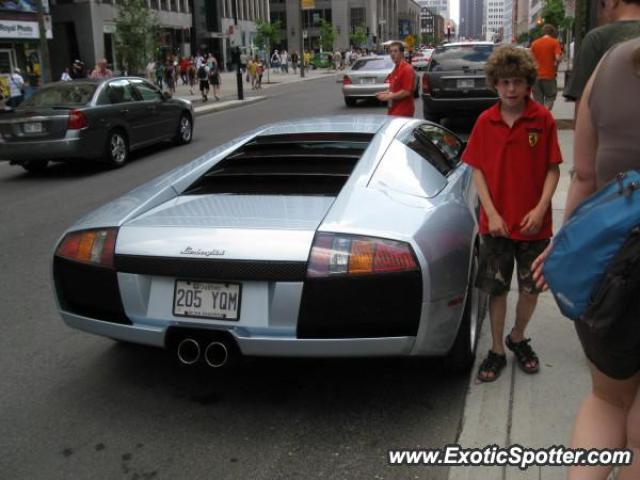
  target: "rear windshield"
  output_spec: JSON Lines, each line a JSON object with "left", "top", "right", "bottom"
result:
{"left": 429, "top": 45, "right": 494, "bottom": 72}
{"left": 183, "top": 133, "right": 374, "bottom": 196}
{"left": 351, "top": 58, "right": 394, "bottom": 71}
{"left": 20, "top": 84, "right": 97, "bottom": 108}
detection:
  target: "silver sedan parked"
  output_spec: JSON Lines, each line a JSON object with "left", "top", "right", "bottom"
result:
{"left": 342, "top": 56, "right": 420, "bottom": 107}
{"left": 53, "top": 115, "right": 485, "bottom": 372}
{"left": 0, "top": 77, "right": 194, "bottom": 173}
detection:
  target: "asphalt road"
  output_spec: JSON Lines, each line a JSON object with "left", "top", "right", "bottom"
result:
{"left": 0, "top": 77, "right": 475, "bottom": 480}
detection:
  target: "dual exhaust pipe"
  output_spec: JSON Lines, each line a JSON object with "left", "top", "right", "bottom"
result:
{"left": 176, "top": 338, "right": 231, "bottom": 368}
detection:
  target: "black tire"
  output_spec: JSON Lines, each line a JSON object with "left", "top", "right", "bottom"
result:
{"left": 21, "top": 159, "right": 48, "bottom": 173}
{"left": 174, "top": 113, "right": 193, "bottom": 145}
{"left": 344, "top": 97, "right": 357, "bottom": 107}
{"left": 103, "top": 129, "right": 128, "bottom": 168}
{"left": 446, "top": 248, "right": 486, "bottom": 374}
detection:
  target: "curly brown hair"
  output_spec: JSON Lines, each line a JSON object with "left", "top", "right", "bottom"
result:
{"left": 485, "top": 45, "right": 538, "bottom": 88}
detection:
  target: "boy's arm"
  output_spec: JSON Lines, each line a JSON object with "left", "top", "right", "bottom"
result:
{"left": 520, "top": 164, "right": 561, "bottom": 235}
{"left": 473, "top": 168, "right": 509, "bottom": 237}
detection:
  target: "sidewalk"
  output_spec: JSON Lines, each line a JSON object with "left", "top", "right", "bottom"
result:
{"left": 170, "top": 68, "right": 336, "bottom": 116}
{"left": 448, "top": 89, "right": 589, "bottom": 480}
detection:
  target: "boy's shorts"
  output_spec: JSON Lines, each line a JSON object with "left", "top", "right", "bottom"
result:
{"left": 476, "top": 236, "right": 550, "bottom": 296}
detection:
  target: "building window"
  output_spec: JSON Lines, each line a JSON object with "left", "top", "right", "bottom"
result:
{"left": 350, "top": 7, "right": 365, "bottom": 29}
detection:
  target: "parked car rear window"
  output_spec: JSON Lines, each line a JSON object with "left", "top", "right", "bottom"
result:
{"left": 20, "top": 84, "right": 97, "bottom": 107}
{"left": 351, "top": 58, "right": 394, "bottom": 71}
{"left": 429, "top": 45, "right": 494, "bottom": 72}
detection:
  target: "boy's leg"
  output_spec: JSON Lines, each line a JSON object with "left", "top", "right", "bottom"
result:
{"left": 506, "top": 239, "right": 550, "bottom": 372}
{"left": 489, "top": 293, "right": 508, "bottom": 355}
{"left": 476, "top": 236, "right": 515, "bottom": 381}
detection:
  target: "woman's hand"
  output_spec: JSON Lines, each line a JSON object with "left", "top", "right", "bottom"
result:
{"left": 531, "top": 243, "right": 553, "bottom": 291}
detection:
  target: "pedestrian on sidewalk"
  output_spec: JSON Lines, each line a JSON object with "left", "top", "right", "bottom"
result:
{"left": 7, "top": 68, "right": 24, "bottom": 108}
{"left": 187, "top": 62, "right": 197, "bottom": 95}
{"left": 60, "top": 68, "right": 72, "bottom": 82}
{"left": 155, "top": 62, "right": 164, "bottom": 90}
{"left": 564, "top": 0, "right": 640, "bottom": 111}
{"left": 247, "top": 56, "right": 258, "bottom": 89}
{"left": 533, "top": 37, "right": 640, "bottom": 480}
{"left": 164, "top": 61, "right": 176, "bottom": 95}
{"left": 271, "top": 50, "right": 280, "bottom": 70}
{"left": 280, "top": 50, "right": 289, "bottom": 73}
{"left": 89, "top": 59, "right": 113, "bottom": 79}
{"left": 291, "top": 51, "right": 299, "bottom": 74}
{"left": 376, "top": 41, "right": 416, "bottom": 117}
{"left": 256, "top": 60, "right": 264, "bottom": 89}
{"left": 530, "top": 24, "right": 562, "bottom": 110}
{"left": 197, "top": 63, "right": 209, "bottom": 102}
{"left": 208, "top": 56, "right": 221, "bottom": 101}
{"left": 463, "top": 45, "right": 562, "bottom": 382}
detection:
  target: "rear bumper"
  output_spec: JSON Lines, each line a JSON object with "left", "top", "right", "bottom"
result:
{"left": 342, "top": 84, "right": 387, "bottom": 98}
{"left": 0, "top": 129, "right": 101, "bottom": 163}
{"left": 60, "top": 311, "right": 417, "bottom": 356}
{"left": 422, "top": 94, "right": 498, "bottom": 116}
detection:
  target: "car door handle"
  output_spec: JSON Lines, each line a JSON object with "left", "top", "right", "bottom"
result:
{"left": 120, "top": 109, "right": 129, "bottom": 115}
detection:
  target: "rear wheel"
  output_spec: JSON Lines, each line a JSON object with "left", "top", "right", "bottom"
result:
{"left": 103, "top": 130, "right": 128, "bottom": 168}
{"left": 344, "top": 97, "right": 357, "bottom": 107}
{"left": 174, "top": 113, "right": 193, "bottom": 145}
{"left": 446, "top": 248, "right": 486, "bottom": 373}
{"left": 21, "top": 159, "right": 48, "bottom": 173}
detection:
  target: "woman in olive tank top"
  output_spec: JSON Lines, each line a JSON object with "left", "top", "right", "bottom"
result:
{"left": 535, "top": 37, "right": 640, "bottom": 480}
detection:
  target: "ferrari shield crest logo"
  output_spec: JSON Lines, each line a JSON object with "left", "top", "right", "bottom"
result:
{"left": 528, "top": 132, "right": 538, "bottom": 147}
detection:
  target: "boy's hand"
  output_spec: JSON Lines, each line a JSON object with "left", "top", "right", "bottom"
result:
{"left": 488, "top": 212, "right": 510, "bottom": 237}
{"left": 520, "top": 207, "right": 545, "bottom": 235}
{"left": 376, "top": 91, "right": 391, "bottom": 102}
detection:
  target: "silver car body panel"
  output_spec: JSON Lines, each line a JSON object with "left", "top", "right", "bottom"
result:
{"left": 55, "top": 115, "right": 478, "bottom": 358}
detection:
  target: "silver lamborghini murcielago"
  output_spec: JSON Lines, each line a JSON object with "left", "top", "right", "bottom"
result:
{"left": 53, "top": 115, "right": 486, "bottom": 371}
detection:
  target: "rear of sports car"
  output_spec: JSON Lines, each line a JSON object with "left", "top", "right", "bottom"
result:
{"left": 53, "top": 125, "right": 426, "bottom": 367}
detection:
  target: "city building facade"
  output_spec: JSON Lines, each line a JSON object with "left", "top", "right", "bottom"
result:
{"left": 417, "top": 0, "right": 448, "bottom": 21}
{"left": 420, "top": 6, "right": 445, "bottom": 43}
{"left": 459, "top": 0, "right": 484, "bottom": 40}
{"left": 528, "top": 0, "right": 542, "bottom": 28}
{"left": 0, "top": 0, "right": 53, "bottom": 90}
{"left": 192, "top": 0, "right": 270, "bottom": 70}
{"left": 269, "top": 0, "right": 420, "bottom": 53}
{"left": 484, "top": 0, "right": 504, "bottom": 41}
{"left": 50, "top": 0, "right": 191, "bottom": 78}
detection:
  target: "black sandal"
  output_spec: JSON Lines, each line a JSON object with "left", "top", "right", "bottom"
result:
{"left": 477, "top": 350, "right": 507, "bottom": 382}
{"left": 505, "top": 333, "right": 540, "bottom": 374}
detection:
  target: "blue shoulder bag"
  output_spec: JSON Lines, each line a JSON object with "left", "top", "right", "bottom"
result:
{"left": 544, "top": 170, "right": 640, "bottom": 328}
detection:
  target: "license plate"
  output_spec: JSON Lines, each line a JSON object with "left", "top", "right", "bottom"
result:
{"left": 24, "top": 122, "right": 42, "bottom": 133}
{"left": 361, "top": 77, "right": 377, "bottom": 84}
{"left": 173, "top": 280, "right": 241, "bottom": 321}
{"left": 457, "top": 79, "right": 475, "bottom": 89}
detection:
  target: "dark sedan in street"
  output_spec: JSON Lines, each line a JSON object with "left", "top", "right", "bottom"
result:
{"left": 421, "top": 42, "right": 498, "bottom": 124}
{"left": 0, "top": 77, "right": 194, "bottom": 172}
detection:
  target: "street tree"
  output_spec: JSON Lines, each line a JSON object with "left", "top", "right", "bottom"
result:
{"left": 349, "top": 26, "right": 368, "bottom": 48}
{"left": 319, "top": 20, "right": 337, "bottom": 52}
{"left": 114, "top": 0, "right": 159, "bottom": 75}
{"left": 255, "top": 20, "right": 282, "bottom": 83}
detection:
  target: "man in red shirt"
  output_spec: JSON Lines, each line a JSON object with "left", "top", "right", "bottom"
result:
{"left": 530, "top": 24, "right": 562, "bottom": 109}
{"left": 377, "top": 41, "right": 416, "bottom": 117}
{"left": 462, "top": 46, "right": 562, "bottom": 382}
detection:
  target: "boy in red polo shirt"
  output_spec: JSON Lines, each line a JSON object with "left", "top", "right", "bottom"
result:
{"left": 462, "top": 46, "right": 562, "bottom": 382}
{"left": 377, "top": 41, "right": 415, "bottom": 117}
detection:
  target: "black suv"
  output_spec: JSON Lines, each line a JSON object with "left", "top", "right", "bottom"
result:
{"left": 421, "top": 42, "right": 498, "bottom": 123}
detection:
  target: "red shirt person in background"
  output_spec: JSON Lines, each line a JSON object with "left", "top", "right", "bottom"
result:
{"left": 377, "top": 41, "right": 416, "bottom": 117}
{"left": 530, "top": 24, "right": 562, "bottom": 110}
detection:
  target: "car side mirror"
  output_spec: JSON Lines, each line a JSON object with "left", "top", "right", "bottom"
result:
{"left": 162, "top": 91, "right": 172, "bottom": 101}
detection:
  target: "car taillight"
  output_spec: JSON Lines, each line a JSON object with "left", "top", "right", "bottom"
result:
{"left": 67, "top": 109, "right": 88, "bottom": 130}
{"left": 56, "top": 228, "right": 117, "bottom": 269}
{"left": 343, "top": 75, "right": 352, "bottom": 85}
{"left": 307, "top": 233, "right": 418, "bottom": 277}
{"left": 422, "top": 74, "right": 431, "bottom": 94}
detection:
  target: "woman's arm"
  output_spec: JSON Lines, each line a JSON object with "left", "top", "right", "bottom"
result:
{"left": 563, "top": 69, "right": 599, "bottom": 221}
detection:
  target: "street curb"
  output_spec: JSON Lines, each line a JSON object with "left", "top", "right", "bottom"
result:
{"left": 193, "top": 96, "right": 267, "bottom": 116}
